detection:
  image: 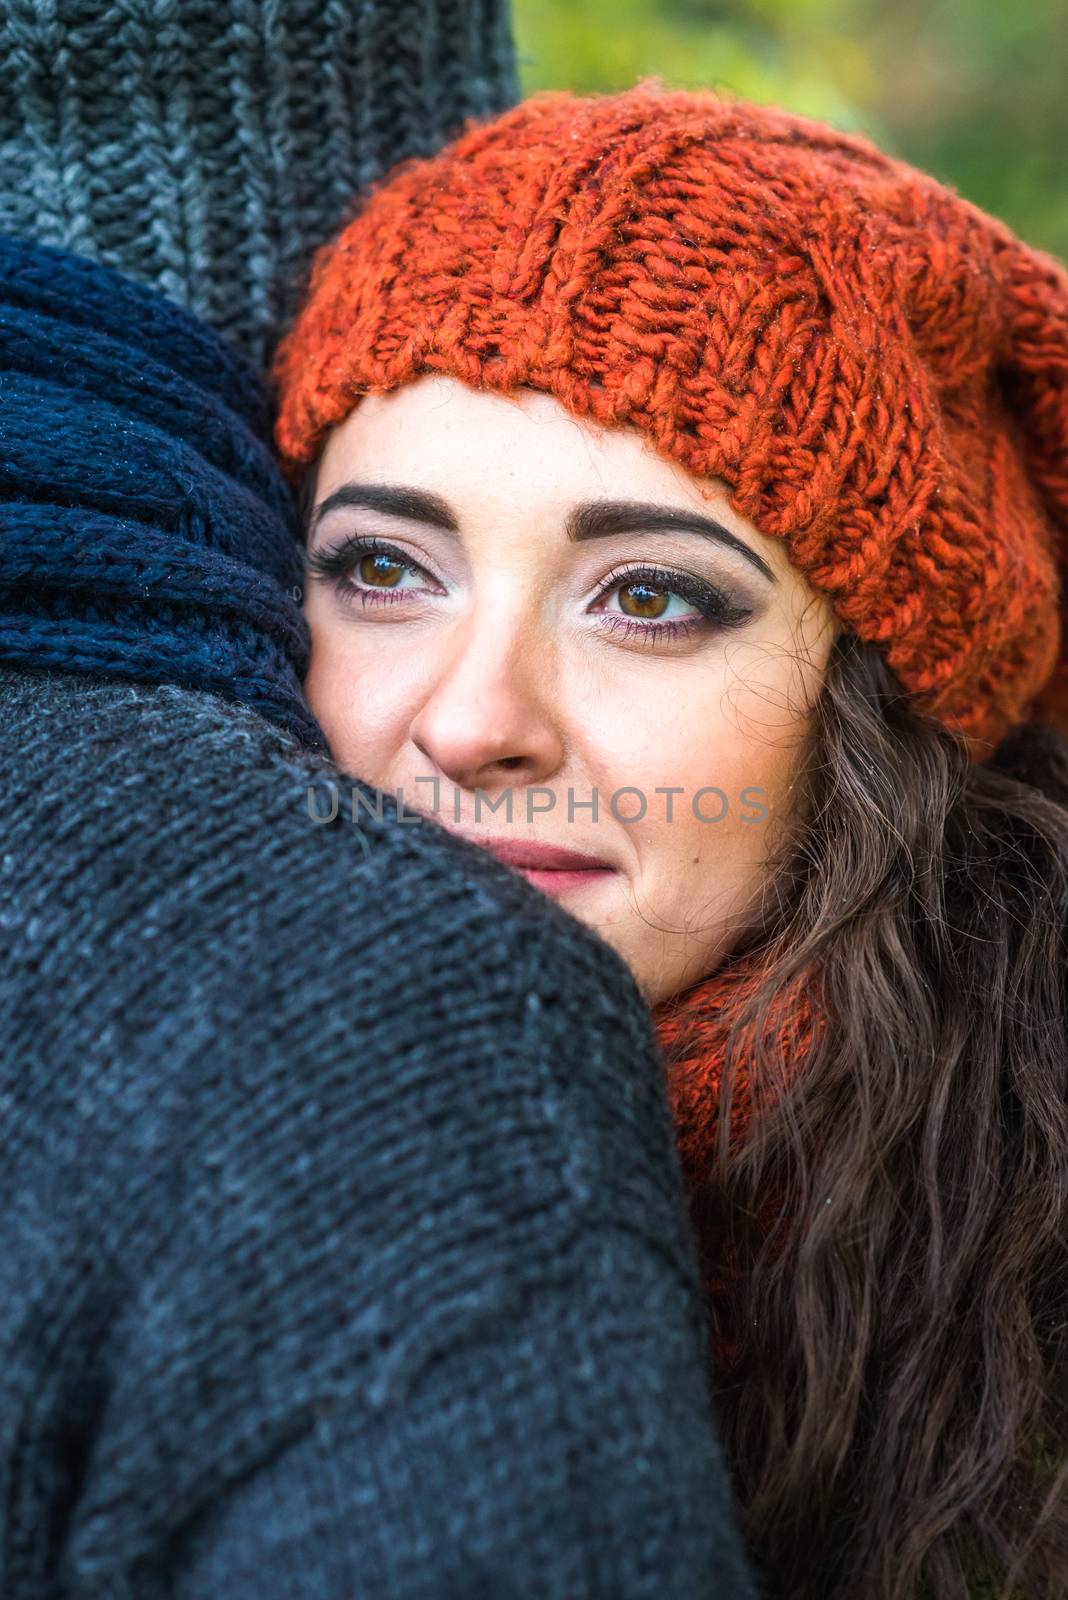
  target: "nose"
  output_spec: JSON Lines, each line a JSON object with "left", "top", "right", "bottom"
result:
{"left": 408, "top": 606, "right": 564, "bottom": 794}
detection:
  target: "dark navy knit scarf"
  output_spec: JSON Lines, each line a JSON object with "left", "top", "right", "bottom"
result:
{"left": 0, "top": 233, "right": 328, "bottom": 753}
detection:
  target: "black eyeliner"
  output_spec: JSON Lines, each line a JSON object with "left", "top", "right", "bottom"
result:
{"left": 304, "top": 534, "right": 404, "bottom": 581}
{"left": 600, "top": 563, "right": 754, "bottom": 627}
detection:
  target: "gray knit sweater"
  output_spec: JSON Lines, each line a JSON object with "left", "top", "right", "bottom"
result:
{"left": 0, "top": 0, "right": 519, "bottom": 365}
{"left": 0, "top": 665, "right": 757, "bottom": 1599}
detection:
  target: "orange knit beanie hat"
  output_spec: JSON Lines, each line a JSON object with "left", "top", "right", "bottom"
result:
{"left": 274, "top": 81, "right": 1068, "bottom": 762}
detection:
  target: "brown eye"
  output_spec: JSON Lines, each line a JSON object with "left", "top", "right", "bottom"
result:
{"left": 358, "top": 552, "right": 407, "bottom": 588}
{"left": 617, "top": 581, "right": 670, "bottom": 619}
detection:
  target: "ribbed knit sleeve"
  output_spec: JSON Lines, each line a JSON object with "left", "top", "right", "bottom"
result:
{"left": 0, "top": 0, "right": 519, "bottom": 365}
{"left": 0, "top": 668, "right": 757, "bottom": 1600}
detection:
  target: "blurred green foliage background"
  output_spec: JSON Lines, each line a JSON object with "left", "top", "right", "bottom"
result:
{"left": 512, "top": 0, "right": 1068, "bottom": 260}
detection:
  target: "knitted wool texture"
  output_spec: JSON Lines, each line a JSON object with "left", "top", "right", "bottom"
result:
{"left": 0, "top": 0, "right": 518, "bottom": 366}
{"left": 653, "top": 955, "right": 826, "bottom": 1366}
{"left": 0, "top": 231, "right": 327, "bottom": 752}
{"left": 0, "top": 666, "right": 757, "bottom": 1599}
{"left": 274, "top": 82, "right": 1068, "bottom": 764}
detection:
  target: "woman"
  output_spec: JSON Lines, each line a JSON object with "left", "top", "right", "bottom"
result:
{"left": 272, "top": 83, "right": 1068, "bottom": 1598}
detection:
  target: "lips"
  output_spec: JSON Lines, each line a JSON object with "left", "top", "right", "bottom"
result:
{"left": 455, "top": 833, "right": 618, "bottom": 898}
{"left": 465, "top": 836, "right": 614, "bottom": 872}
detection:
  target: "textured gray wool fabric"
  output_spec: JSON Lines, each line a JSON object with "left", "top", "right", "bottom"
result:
{"left": 0, "top": 0, "right": 519, "bottom": 366}
{"left": 0, "top": 665, "right": 758, "bottom": 1600}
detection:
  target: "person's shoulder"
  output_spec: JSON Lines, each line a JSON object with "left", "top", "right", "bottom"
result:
{"left": 1, "top": 666, "right": 563, "bottom": 913}
{"left": 0, "top": 666, "right": 664, "bottom": 1249}
{"left": 1, "top": 667, "right": 651, "bottom": 1095}
{"left": 0, "top": 665, "right": 557, "bottom": 937}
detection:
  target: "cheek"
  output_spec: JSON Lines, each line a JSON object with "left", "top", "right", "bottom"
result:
{"left": 302, "top": 615, "right": 426, "bottom": 778}
{"left": 574, "top": 670, "right": 805, "bottom": 999}
{"left": 589, "top": 664, "right": 804, "bottom": 901}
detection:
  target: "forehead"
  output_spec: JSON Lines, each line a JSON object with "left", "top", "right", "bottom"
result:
{"left": 314, "top": 374, "right": 798, "bottom": 576}
{"left": 319, "top": 374, "right": 653, "bottom": 491}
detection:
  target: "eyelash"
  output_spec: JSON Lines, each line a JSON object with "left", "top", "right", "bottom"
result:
{"left": 303, "top": 534, "right": 754, "bottom": 643}
{"left": 592, "top": 560, "right": 752, "bottom": 643}
{"left": 304, "top": 535, "right": 440, "bottom": 609}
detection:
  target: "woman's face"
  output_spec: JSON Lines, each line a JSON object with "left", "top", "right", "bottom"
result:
{"left": 301, "top": 375, "right": 838, "bottom": 1004}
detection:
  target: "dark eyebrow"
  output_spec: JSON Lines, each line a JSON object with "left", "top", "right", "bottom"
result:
{"left": 566, "top": 500, "right": 776, "bottom": 585}
{"left": 309, "top": 483, "right": 775, "bottom": 586}
{"left": 308, "top": 482, "right": 459, "bottom": 537}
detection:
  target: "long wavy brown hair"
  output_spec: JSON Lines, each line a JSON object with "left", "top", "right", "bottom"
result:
{"left": 676, "top": 630, "right": 1068, "bottom": 1599}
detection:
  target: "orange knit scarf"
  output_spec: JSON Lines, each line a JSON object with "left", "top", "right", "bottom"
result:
{"left": 652, "top": 952, "right": 826, "bottom": 1371}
